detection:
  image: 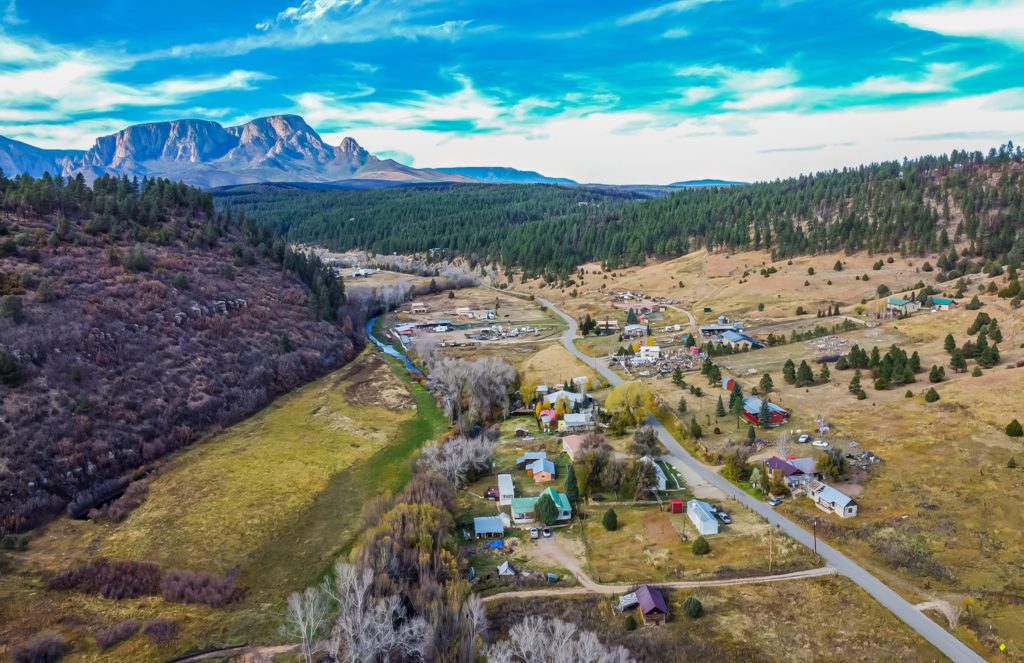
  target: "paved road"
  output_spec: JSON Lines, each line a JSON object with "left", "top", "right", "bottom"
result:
{"left": 537, "top": 296, "right": 985, "bottom": 663}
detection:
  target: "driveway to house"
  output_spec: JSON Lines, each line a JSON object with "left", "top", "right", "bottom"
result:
{"left": 486, "top": 535, "right": 837, "bottom": 602}
{"left": 535, "top": 296, "right": 986, "bottom": 663}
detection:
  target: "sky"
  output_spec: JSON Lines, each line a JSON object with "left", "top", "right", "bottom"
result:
{"left": 1, "top": 0, "right": 1023, "bottom": 183}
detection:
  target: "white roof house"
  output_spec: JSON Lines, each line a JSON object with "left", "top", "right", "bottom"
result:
{"left": 807, "top": 480, "right": 858, "bottom": 518}
{"left": 624, "top": 323, "right": 647, "bottom": 337}
{"left": 559, "top": 412, "right": 593, "bottom": 433}
{"left": 687, "top": 499, "right": 720, "bottom": 535}
{"left": 497, "top": 474, "right": 515, "bottom": 506}
{"left": 641, "top": 456, "right": 668, "bottom": 491}
{"left": 638, "top": 345, "right": 661, "bottom": 361}
{"left": 544, "top": 390, "right": 588, "bottom": 406}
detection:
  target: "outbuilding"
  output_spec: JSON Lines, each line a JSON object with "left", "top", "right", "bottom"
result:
{"left": 687, "top": 499, "right": 719, "bottom": 535}
{"left": 473, "top": 515, "right": 505, "bottom": 538}
{"left": 497, "top": 474, "right": 515, "bottom": 506}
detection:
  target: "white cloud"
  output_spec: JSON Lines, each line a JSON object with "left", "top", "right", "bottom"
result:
{"left": 619, "top": 0, "right": 720, "bottom": 25}
{"left": 162, "top": 0, "right": 474, "bottom": 58}
{"left": 312, "top": 88, "right": 1024, "bottom": 184}
{"left": 890, "top": 0, "right": 1024, "bottom": 47}
{"left": 662, "top": 27, "right": 691, "bottom": 38}
{"left": 2, "top": 0, "right": 24, "bottom": 26}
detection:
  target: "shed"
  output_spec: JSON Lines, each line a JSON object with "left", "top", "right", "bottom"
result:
{"left": 473, "top": 515, "right": 505, "bottom": 538}
{"left": 497, "top": 474, "right": 515, "bottom": 506}
{"left": 670, "top": 499, "right": 684, "bottom": 514}
{"left": 687, "top": 499, "right": 719, "bottom": 535}
{"left": 635, "top": 585, "right": 670, "bottom": 625}
{"left": 932, "top": 297, "right": 956, "bottom": 311}
{"left": 497, "top": 561, "right": 518, "bottom": 576}
{"left": 516, "top": 451, "right": 548, "bottom": 469}
{"left": 722, "top": 375, "right": 735, "bottom": 391}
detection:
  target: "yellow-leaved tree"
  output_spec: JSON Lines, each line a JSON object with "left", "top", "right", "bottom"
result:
{"left": 605, "top": 382, "right": 656, "bottom": 427}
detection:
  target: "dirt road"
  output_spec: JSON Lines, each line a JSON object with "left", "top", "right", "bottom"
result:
{"left": 486, "top": 536, "right": 836, "bottom": 602}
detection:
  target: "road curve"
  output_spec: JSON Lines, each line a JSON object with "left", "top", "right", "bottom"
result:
{"left": 536, "top": 296, "right": 985, "bottom": 663}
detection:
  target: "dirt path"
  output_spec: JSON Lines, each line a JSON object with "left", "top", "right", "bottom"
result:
{"left": 915, "top": 599, "right": 961, "bottom": 630}
{"left": 503, "top": 535, "right": 837, "bottom": 602}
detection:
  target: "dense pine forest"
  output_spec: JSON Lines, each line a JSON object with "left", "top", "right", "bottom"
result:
{"left": 218, "top": 144, "right": 1024, "bottom": 277}
{"left": 0, "top": 171, "right": 356, "bottom": 532}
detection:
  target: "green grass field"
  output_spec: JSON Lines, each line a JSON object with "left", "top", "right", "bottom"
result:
{"left": 0, "top": 349, "right": 448, "bottom": 661}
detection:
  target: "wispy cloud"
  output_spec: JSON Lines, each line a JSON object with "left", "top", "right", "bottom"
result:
{"left": 889, "top": 0, "right": 1024, "bottom": 48}
{"left": 2, "top": 0, "right": 24, "bottom": 26}
{"left": 618, "top": 0, "right": 720, "bottom": 25}
{"left": 160, "top": 0, "right": 476, "bottom": 59}
{"left": 662, "top": 27, "right": 691, "bottom": 39}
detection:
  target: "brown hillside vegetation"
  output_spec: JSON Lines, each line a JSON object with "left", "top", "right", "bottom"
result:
{"left": 0, "top": 175, "right": 359, "bottom": 533}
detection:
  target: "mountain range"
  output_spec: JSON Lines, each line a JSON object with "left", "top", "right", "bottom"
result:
{"left": 0, "top": 115, "right": 478, "bottom": 189}
{"left": 0, "top": 114, "right": 737, "bottom": 189}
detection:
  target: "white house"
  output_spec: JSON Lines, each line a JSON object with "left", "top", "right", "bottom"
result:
{"left": 497, "top": 474, "right": 515, "bottom": 507}
{"left": 638, "top": 345, "right": 661, "bottom": 362}
{"left": 410, "top": 302, "right": 428, "bottom": 314}
{"left": 624, "top": 323, "right": 647, "bottom": 338}
{"left": 641, "top": 457, "right": 668, "bottom": 491}
{"left": 559, "top": 411, "right": 593, "bottom": 433}
{"left": 806, "top": 480, "right": 858, "bottom": 518}
{"left": 543, "top": 390, "right": 588, "bottom": 407}
{"left": 687, "top": 499, "right": 719, "bottom": 535}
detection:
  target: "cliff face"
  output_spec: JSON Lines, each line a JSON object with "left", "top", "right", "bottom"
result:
{"left": 0, "top": 115, "right": 472, "bottom": 188}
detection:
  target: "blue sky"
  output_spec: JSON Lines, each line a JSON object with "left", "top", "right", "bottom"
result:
{"left": 2, "top": 0, "right": 1023, "bottom": 183}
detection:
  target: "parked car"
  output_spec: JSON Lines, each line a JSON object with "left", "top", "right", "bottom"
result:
{"left": 716, "top": 512, "right": 732, "bottom": 524}
{"left": 529, "top": 527, "right": 539, "bottom": 539}
{"left": 812, "top": 439, "right": 829, "bottom": 448}
{"left": 797, "top": 434, "right": 811, "bottom": 443}
{"left": 542, "top": 527, "right": 552, "bottom": 538}
{"left": 485, "top": 487, "right": 499, "bottom": 500}
{"left": 768, "top": 497, "right": 783, "bottom": 507}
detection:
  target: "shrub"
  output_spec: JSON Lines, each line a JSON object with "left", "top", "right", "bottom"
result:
{"left": 1009, "top": 457, "right": 1018, "bottom": 469}
{"left": 602, "top": 508, "right": 618, "bottom": 531}
{"left": 160, "top": 569, "right": 237, "bottom": 607}
{"left": 807, "top": 267, "right": 815, "bottom": 275}
{"left": 1007, "top": 420, "right": 1024, "bottom": 438}
{"left": 51, "top": 558, "right": 161, "bottom": 599}
{"left": 94, "top": 621, "right": 139, "bottom": 651}
{"left": 795, "top": 306, "right": 806, "bottom": 316}
{"left": 624, "top": 614, "right": 637, "bottom": 631}
{"left": 924, "top": 388, "right": 940, "bottom": 403}
{"left": 972, "top": 367, "right": 983, "bottom": 377}
{"left": 1, "top": 294, "right": 25, "bottom": 322}
{"left": 682, "top": 596, "right": 704, "bottom": 619}
{"left": 692, "top": 536, "right": 710, "bottom": 556}
{"left": 905, "top": 390, "right": 913, "bottom": 398}
{"left": 143, "top": 619, "right": 180, "bottom": 645}
{"left": 98, "top": 482, "right": 149, "bottom": 523}
{"left": 13, "top": 632, "right": 66, "bottom": 663}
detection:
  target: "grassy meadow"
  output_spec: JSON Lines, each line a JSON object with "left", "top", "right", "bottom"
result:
{"left": 0, "top": 350, "right": 447, "bottom": 661}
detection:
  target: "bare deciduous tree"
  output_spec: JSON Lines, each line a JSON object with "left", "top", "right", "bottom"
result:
{"left": 281, "top": 586, "right": 329, "bottom": 663}
{"left": 322, "top": 562, "right": 428, "bottom": 663}
{"left": 419, "top": 436, "right": 497, "bottom": 487}
{"left": 485, "top": 616, "right": 633, "bottom": 663}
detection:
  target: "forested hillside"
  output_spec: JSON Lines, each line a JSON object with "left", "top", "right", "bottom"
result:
{"left": 218, "top": 145, "right": 1024, "bottom": 277}
{"left": 0, "top": 171, "right": 357, "bottom": 532}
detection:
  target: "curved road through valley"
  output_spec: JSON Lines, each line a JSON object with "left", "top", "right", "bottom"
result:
{"left": 537, "top": 296, "right": 985, "bottom": 663}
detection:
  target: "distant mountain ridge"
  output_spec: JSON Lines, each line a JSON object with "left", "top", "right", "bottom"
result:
{"left": 669, "top": 178, "right": 746, "bottom": 187}
{"left": 432, "top": 166, "right": 576, "bottom": 184}
{"left": 0, "top": 115, "right": 473, "bottom": 188}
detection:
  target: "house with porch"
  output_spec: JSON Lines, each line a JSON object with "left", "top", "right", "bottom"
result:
{"left": 559, "top": 411, "right": 594, "bottom": 433}
{"left": 741, "top": 396, "right": 789, "bottom": 426}
{"left": 510, "top": 487, "right": 572, "bottom": 524}
{"left": 887, "top": 297, "right": 921, "bottom": 316}
{"left": 807, "top": 480, "right": 858, "bottom": 518}
{"left": 932, "top": 297, "right": 957, "bottom": 311}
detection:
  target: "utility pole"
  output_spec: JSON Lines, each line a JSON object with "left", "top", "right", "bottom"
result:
{"left": 813, "top": 517, "right": 819, "bottom": 555}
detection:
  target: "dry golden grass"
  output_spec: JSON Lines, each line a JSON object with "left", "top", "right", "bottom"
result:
{"left": 583, "top": 505, "right": 817, "bottom": 583}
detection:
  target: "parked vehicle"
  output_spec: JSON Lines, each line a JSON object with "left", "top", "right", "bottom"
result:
{"left": 812, "top": 439, "right": 829, "bottom": 448}
{"left": 768, "top": 497, "right": 783, "bottom": 507}
{"left": 529, "top": 527, "right": 539, "bottom": 539}
{"left": 716, "top": 512, "right": 732, "bottom": 524}
{"left": 485, "top": 487, "right": 499, "bottom": 500}
{"left": 542, "top": 527, "right": 552, "bottom": 538}
{"left": 797, "top": 434, "right": 811, "bottom": 443}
